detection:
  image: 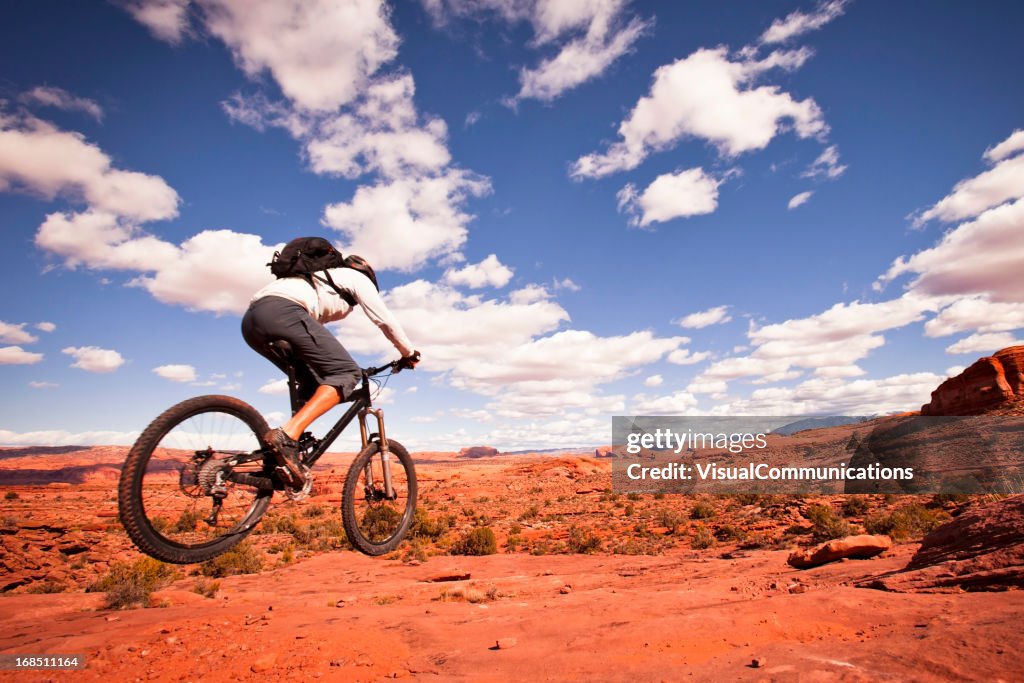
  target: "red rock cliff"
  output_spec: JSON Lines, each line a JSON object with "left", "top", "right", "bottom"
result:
{"left": 921, "top": 345, "right": 1024, "bottom": 415}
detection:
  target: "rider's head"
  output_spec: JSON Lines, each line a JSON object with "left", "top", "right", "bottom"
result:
{"left": 343, "top": 254, "right": 379, "bottom": 291}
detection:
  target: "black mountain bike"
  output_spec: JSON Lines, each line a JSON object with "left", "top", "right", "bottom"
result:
{"left": 118, "top": 340, "right": 417, "bottom": 564}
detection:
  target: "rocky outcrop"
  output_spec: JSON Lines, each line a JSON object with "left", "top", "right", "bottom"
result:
{"left": 458, "top": 446, "right": 500, "bottom": 459}
{"left": 921, "top": 345, "right": 1024, "bottom": 415}
{"left": 787, "top": 535, "right": 892, "bottom": 569}
{"left": 864, "top": 495, "right": 1024, "bottom": 592}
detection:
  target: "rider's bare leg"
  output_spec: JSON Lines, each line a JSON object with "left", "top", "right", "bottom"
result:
{"left": 281, "top": 385, "right": 341, "bottom": 440}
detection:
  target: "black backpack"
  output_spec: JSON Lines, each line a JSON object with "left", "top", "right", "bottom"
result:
{"left": 267, "top": 237, "right": 377, "bottom": 307}
{"left": 268, "top": 237, "right": 344, "bottom": 278}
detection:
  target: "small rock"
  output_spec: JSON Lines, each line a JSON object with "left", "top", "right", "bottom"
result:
{"left": 495, "top": 638, "right": 517, "bottom": 650}
{"left": 329, "top": 658, "right": 347, "bottom": 667}
{"left": 788, "top": 584, "right": 807, "bottom": 594}
{"left": 160, "top": 628, "right": 171, "bottom": 634}
{"left": 559, "top": 585, "right": 572, "bottom": 594}
{"left": 751, "top": 657, "right": 767, "bottom": 668}
{"left": 250, "top": 654, "right": 277, "bottom": 672}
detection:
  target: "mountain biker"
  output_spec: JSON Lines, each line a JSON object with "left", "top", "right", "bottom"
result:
{"left": 241, "top": 252, "right": 420, "bottom": 487}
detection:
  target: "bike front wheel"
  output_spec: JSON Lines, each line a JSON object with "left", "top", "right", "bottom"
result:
{"left": 118, "top": 395, "right": 274, "bottom": 564}
{"left": 341, "top": 439, "right": 417, "bottom": 556}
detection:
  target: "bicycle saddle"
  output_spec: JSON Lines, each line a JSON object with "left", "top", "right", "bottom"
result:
{"left": 266, "top": 339, "right": 295, "bottom": 362}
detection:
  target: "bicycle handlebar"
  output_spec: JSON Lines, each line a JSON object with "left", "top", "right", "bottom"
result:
{"left": 363, "top": 359, "right": 405, "bottom": 377}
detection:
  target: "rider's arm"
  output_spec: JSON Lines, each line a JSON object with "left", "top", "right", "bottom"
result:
{"left": 347, "top": 275, "right": 416, "bottom": 358}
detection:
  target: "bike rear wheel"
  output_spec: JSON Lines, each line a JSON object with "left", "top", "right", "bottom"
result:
{"left": 342, "top": 439, "right": 417, "bottom": 556}
{"left": 118, "top": 395, "right": 273, "bottom": 564}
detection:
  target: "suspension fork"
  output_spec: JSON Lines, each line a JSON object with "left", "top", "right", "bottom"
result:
{"left": 358, "top": 407, "right": 395, "bottom": 498}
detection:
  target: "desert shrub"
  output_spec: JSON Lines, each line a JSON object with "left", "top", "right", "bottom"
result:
{"left": 200, "top": 541, "right": 264, "bottom": 578}
{"left": 627, "top": 493, "right": 642, "bottom": 501}
{"left": 4, "top": 491, "right": 18, "bottom": 501}
{"left": 623, "top": 503, "right": 635, "bottom": 517}
{"left": 865, "top": 504, "right": 950, "bottom": 541}
{"left": 528, "top": 486, "right": 543, "bottom": 494}
{"left": 690, "top": 501, "right": 716, "bottom": 520}
{"left": 258, "top": 512, "right": 299, "bottom": 535}
{"left": 842, "top": 496, "right": 869, "bottom": 517}
{"left": 451, "top": 527, "right": 497, "bottom": 556}
{"left": 505, "top": 534, "right": 524, "bottom": 552}
{"left": 2, "top": 516, "right": 17, "bottom": 529}
{"left": 806, "top": 504, "right": 851, "bottom": 542}
{"left": 611, "top": 537, "right": 662, "bottom": 555}
{"left": 192, "top": 578, "right": 221, "bottom": 598}
{"left": 89, "top": 557, "right": 179, "bottom": 610}
{"left": 518, "top": 505, "right": 540, "bottom": 521}
{"left": 653, "top": 492, "right": 666, "bottom": 500}
{"left": 172, "top": 508, "right": 201, "bottom": 533}
{"left": 733, "top": 493, "right": 762, "bottom": 506}
{"left": 409, "top": 508, "right": 453, "bottom": 541}
{"left": 566, "top": 525, "right": 602, "bottom": 554}
{"left": 438, "top": 584, "right": 498, "bottom": 603}
{"left": 508, "top": 522, "right": 522, "bottom": 535}
{"left": 302, "top": 504, "right": 326, "bottom": 518}
{"left": 26, "top": 580, "right": 67, "bottom": 594}
{"left": 657, "top": 508, "right": 686, "bottom": 534}
{"left": 293, "top": 516, "right": 348, "bottom": 551}
{"left": 715, "top": 524, "right": 748, "bottom": 542}
{"left": 690, "top": 524, "right": 715, "bottom": 549}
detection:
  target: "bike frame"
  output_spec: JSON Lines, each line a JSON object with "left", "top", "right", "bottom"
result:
{"left": 275, "top": 345, "right": 397, "bottom": 496}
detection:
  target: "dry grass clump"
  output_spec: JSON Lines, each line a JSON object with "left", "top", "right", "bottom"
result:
{"left": 88, "top": 557, "right": 179, "bottom": 609}
{"left": 200, "top": 540, "right": 264, "bottom": 578}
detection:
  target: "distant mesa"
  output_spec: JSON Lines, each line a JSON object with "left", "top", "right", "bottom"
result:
{"left": 773, "top": 416, "right": 868, "bottom": 435}
{"left": 458, "top": 446, "right": 500, "bottom": 459}
{"left": 922, "top": 345, "right": 1024, "bottom": 416}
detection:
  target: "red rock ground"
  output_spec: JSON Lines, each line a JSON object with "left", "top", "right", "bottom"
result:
{"left": 1, "top": 447, "right": 1023, "bottom": 681}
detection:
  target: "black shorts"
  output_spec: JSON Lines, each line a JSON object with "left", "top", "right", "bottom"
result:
{"left": 241, "top": 296, "right": 361, "bottom": 403}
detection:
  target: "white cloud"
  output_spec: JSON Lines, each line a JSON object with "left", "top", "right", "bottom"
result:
{"left": 153, "top": 364, "right": 197, "bottom": 382}
{"left": 62, "top": 346, "right": 125, "bottom": 373}
{"left": 666, "top": 348, "right": 711, "bottom": 366}
{"left": 788, "top": 190, "right": 813, "bottom": 209}
{"left": 617, "top": 168, "right": 722, "bottom": 227}
{"left": 984, "top": 129, "right": 1024, "bottom": 163}
{"left": 322, "top": 170, "right": 491, "bottom": 272}
{"left": 0, "top": 346, "right": 44, "bottom": 365}
{"left": 759, "top": 0, "right": 848, "bottom": 45}
{"left": 35, "top": 321, "right": 57, "bottom": 333}
{"left": 514, "top": 14, "right": 648, "bottom": 103}
{"left": 553, "top": 277, "right": 581, "bottom": 292}
{"left": 693, "top": 295, "right": 944, "bottom": 389}
{"left": 630, "top": 389, "right": 698, "bottom": 415}
{"left": 20, "top": 86, "right": 104, "bottom": 121}
{"left": 674, "top": 305, "right": 732, "bottom": 329}
{"left": 945, "top": 365, "right": 965, "bottom": 377}
{"left": 801, "top": 144, "right": 846, "bottom": 179}
{"left": 686, "top": 379, "right": 727, "bottom": 395}
{"left": 0, "top": 321, "right": 38, "bottom": 345}
{"left": 572, "top": 46, "right": 826, "bottom": 178}
{"left": 302, "top": 75, "right": 452, "bottom": 180}
{"left": 923, "top": 296, "right": 1024, "bottom": 337}
{"left": 915, "top": 130, "right": 1024, "bottom": 225}
{"left": 450, "top": 407, "right": 493, "bottom": 423}
{"left": 120, "top": 0, "right": 191, "bottom": 44}
{"left": 945, "top": 332, "right": 1022, "bottom": 356}
{"left": 28, "top": 381, "right": 58, "bottom": 389}
{"left": 199, "top": 0, "right": 399, "bottom": 112}
{"left": 644, "top": 374, "right": 663, "bottom": 387}
{"left": 443, "top": 254, "right": 514, "bottom": 288}
{"left": 424, "top": 0, "right": 649, "bottom": 103}
{"left": 880, "top": 198, "right": 1024, "bottom": 303}
{"left": 0, "top": 429, "right": 139, "bottom": 446}
{"left": 259, "top": 379, "right": 289, "bottom": 395}
{"left": 0, "top": 113, "right": 180, "bottom": 222}
{"left": 708, "top": 372, "right": 944, "bottom": 416}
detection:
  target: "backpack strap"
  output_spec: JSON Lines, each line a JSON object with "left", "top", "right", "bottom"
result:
{"left": 313, "top": 271, "right": 357, "bottom": 307}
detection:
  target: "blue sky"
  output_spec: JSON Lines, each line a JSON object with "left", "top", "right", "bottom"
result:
{"left": 1, "top": 0, "right": 1022, "bottom": 451}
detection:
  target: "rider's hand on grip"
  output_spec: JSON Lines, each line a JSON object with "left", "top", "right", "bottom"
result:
{"left": 398, "top": 350, "right": 420, "bottom": 371}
